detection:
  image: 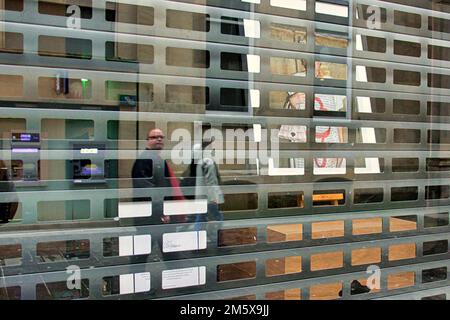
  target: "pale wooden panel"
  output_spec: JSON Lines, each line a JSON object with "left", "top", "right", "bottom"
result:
{"left": 310, "top": 282, "right": 342, "bottom": 300}
{"left": 387, "top": 272, "right": 415, "bottom": 290}
{"left": 351, "top": 247, "right": 382, "bottom": 266}
{"left": 389, "top": 243, "right": 416, "bottom": 261}
{"left": 311, "top": 251, "right": 343, "bottom": 271}
{"left": 312, "top": 221, "right": 344, "bottom": 239}
{"left": 267, "top": 224, "right": 303, "bottom": 243}
{"left": 352, "top": 218, "right": 383, "bottom": 235}
{"left": 390, "top": 217, "right": 417, "bottom": 232}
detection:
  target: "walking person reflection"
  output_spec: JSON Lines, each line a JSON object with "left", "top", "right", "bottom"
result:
{"left": 183, "top": 139, "right": 224, "bottom": 231}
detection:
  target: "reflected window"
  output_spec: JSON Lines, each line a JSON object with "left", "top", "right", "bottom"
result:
{"left": 37, "top": 200, "right": 90, "bottom": 221}
{"left": 105, "top": 42, "right": 154, "bottom": 64}
{"left": 37, "top": 240, "right": 90, "bottom": 262}
{"left": 39, "top": 0, "right": 92, "bottom": 19}
{"left": 393, "top": 99, "right": 420, "bottom": 115}
{"left": 424, "top": 212, "right": 449, "bottom": 228}
{"left": 355, "top": 35, "right": 386, "bottom": 53}
{"left": 0, "top": 75, "right": 23, "bottom": 97}
{"left": 428, "top": 73, "right": 450, "bottom": 89}
{"left": 315, "top": 30, "right": 348, "bottom": 48}
{"left": 39, "top": 77, "right": 92, "bottom": 100}
{"left": 36, "top": 280, "right": 89, "bottom": 299}
{"left": 422, "top": 267, "right": 447, "bottom": 283}
{"left": 354, "top": 158, "right": 384, "bottom": 174}
{"left": 355, "top": 66, "right": 386, "bottom": 83}
{"left": 221, "top": 17, "right": 260, "bottom": 38}
{"left": 394, "top": 40, "right": 421, "bottom": 57}
{"left": 218, "top": 228, "right": 257, "bottom": 247}
{"left": 315, "top": 126, "right": 348, "bottom": 143}
{"left": 0, "top": 32, "right": 23, "bottom": 54}
{"left": 270, "top": 91, "right": 306, "bottom": 110}
{"left": 222, "top": 53, "right": 260, "bottom": 73}
{"left": 167, "top": 10, "right": 209, "bottom": 32}
{"left": 271, "top": 57, "right": 306, "bottom": 76}
{"left": 313, "top": 190, "right": 345, "bottom": 206}
{"left": 390, "top": 215, "right": 417, "bottom": 232}
{"left": 167, "top": 47, "right": 210, "bottom": 68}
{"left": 0, "top": 286, "right": 21, "bottom": 300}
{"left": 220, "top": 193, "right": 258, "bottom": 212}
{"left": 0, "top": 244, "right": 22, "bottom": 266}
{"left": 217, "top": 261, "right": 257, "bottom": 282}
{"left": 105, "top": 81, "right": 153, "bottom": 105}
{"left": 428, "top": 101, "right": 450, "bottom": 117}
{"left": 315, "top": 61, "right": 347, "bottom": 80}
{"left": 105, "top": 1, "right": 154, "bottom": 26}
{"left": 394, "top": 11, "right": 421, "bottom": 28}
{"left": 354, "top": 188, "right": 383, "bottom": 204}
{"left": 268, "top": 192, "right": 304, "bottom": 209}
{"left": 38, "top": 36, "right": 92, "bottom": 59}
{"left": 356, "top": 128, "right": 386, "bottom": 144}
{"left": 270, "top": 23, "right": 306, "bottom": 44}
{"left": 391, "top": 187, "right": 418, "bottom": 202}
{"left": 429, "top": 44, "right": 450, "bottom": 61}
{"left": 394, "top": 70, "right": 421, "bottom": 86}
{"left": 429, "top": 16, "right": 450, "bottom": 33}
{"left": 166, "top": 85, "right": 209, "bottom": 105}
{"left": 314, "top": 94, "right": 346, "bottom": 113}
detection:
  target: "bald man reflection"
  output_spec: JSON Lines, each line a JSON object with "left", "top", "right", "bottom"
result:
{"left": 131, "top": 129, "right": 185, "bottom": 223}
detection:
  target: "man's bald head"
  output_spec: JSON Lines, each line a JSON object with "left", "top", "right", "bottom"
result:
{"left": 147, "top": 128, "right": 165, "bottom": 150}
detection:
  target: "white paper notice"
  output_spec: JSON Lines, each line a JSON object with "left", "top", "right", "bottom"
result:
{"left": 119, "top": 236, "right": 134, "bottom": 257}
{"left": 253, "top": 124, "right": 262, "bottom": 142}
{"left": 118, "top": 202, "right": 152, "bottom": 218}
{"left": 250, "top": 90, "right": 260, "bottom": 109}
{"left": 316, "top": 2, "right": 348, "bottom": 17}
{"left": 162, "top": 231, "right": 207, "bottom": 253}
{"left": 162, "top": 266, "right": 206, "bottom": 290}
{"left": 134, "top": 235, "right": 152, "bottom": 255}
{"left": 247, "top": 54, "right": 260, "bottom": 73}
{"left": 164, "top": 199, "right": 208, "bottom": 216}
{"left": 356, "top": 65, "right": 369, "bottom": 82}
{"left": 134, "top": 272, "right": 151, "bottom": 293}
{"left": 244, "top": 19, "right": 260, "bottom": 38}
{"left": 119, "top": 274, "right": 134, "bottom": 295}
{"left": 270, "top": 0, "right": 306, "bottom": 11}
